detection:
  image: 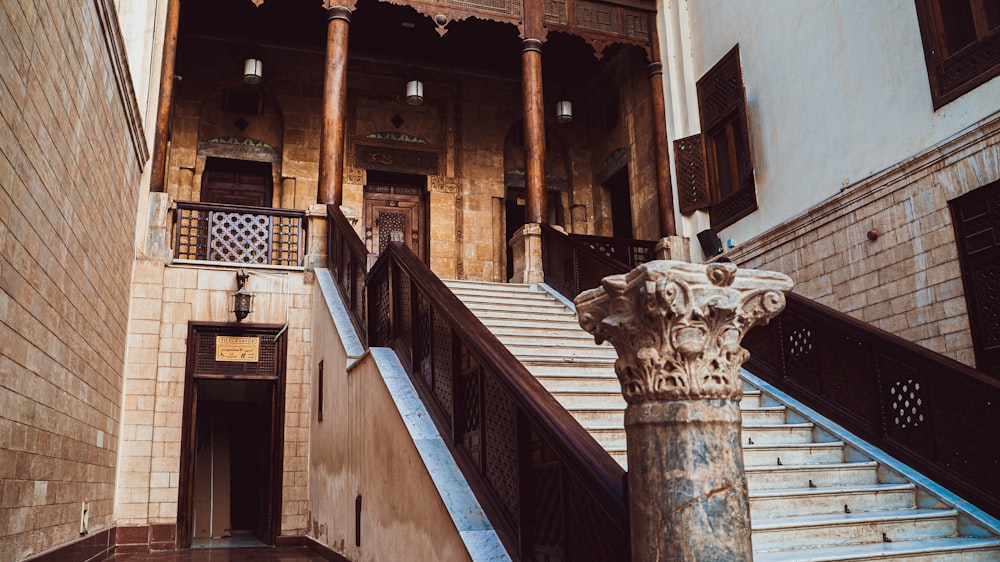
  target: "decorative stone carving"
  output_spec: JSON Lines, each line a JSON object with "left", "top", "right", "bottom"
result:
{"left": 429, "top": 175, "right": 459, "bottom": 194}
{"left": 575, "top": 260, "right": 793, "bottom": 562}
{"left": 577, "top": 260, "right": 792, "bottom": 403}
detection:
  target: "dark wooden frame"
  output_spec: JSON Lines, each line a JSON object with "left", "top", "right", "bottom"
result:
{"left": 177, "top": 322, "right": 288, "bottom": 548}
{"left": 696, "top": 44, "right": 757, "bottom": 230}
{"left": 914, "top": 0, "right": 1000, "bottom": 108}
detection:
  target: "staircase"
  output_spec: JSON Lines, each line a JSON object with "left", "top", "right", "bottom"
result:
{"left": 443, "top": 279, "right": 1000, "bottom": 561}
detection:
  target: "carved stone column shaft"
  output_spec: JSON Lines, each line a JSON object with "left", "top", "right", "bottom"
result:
{"left": 576, "top": 260, "right": 793, "bottom": 562}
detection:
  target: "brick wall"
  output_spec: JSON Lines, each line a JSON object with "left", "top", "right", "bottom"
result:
{"left": 726, "top": 113, "right": 1000, "bottom": 368}
{"left": 0, "top": 1, "right": 146, "bottom": 559}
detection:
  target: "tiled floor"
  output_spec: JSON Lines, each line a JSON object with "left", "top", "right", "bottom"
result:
{"left": 107, "top": 546, "right": 329, "bottom": 561}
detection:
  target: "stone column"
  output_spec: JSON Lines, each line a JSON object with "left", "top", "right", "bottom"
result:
{"left": 575, "top": 261, "right": 793, "bottom": 562}
{"left": 508, "top": 223, "right": 544, "bottom": 283}
{"left": 318, "top": 5, "right": 352, "bottom": 205}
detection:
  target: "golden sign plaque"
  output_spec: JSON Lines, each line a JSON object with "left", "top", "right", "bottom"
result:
{"left": 215, "top": 336, "right": 260, "bottom": 362}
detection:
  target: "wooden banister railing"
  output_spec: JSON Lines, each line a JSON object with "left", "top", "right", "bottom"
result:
{"left": 174, "top": 200, "right": 306, "bottom": 267}
{"left": 742, "top": 292, "right": 1000, "bottom": 519}
{"left": 539, "top": 224, "right": 656, "bottom": 300}
{"left": 325, "top": 206, "right": 628, "bottom": 560}
{"left": 326, "top": 205, "right": 369, "bottom": 344}
{"left": 539, "top": 226, "right": 1000, "bottom": 519}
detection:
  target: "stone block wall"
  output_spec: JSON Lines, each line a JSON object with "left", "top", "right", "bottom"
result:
{"left": 116, "top": 262, "right": 314, "bottom": 537}
{"left": 0, "top": 0, "right": 147, "bottom": 559}
{"left": 725, "top": 113, "right": 1000, "bottom": 368}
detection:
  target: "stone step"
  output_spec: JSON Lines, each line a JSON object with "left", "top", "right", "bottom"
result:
{"left": 459, "top": 297, "right": 569, "bottom": 312}
{"left": 747, "top": 462, "right": 880, "bottom": 491}
{"left": 743, "top": 442, "right": 846, "bottom": 467}
{"left": 535, "top": 375, "right": 622, "bottom": 392}
{"left": 492, "top": 330, "right": 606, "bottom": 346}
{"left": 743, "top": 423, "right": 816, "bottom": 445}
{"left": 752, "top": 537, "right": 1000, "bottom": 562}
{"left": 552, "top": 391, "right": 628, "bottom": 410}
{"left": 506, "top": 344, "right": 617, "bottom": 359}
{"left": 520, "top": 355, "right": 617, "bottom": 368}
{"left": 750, "top": 483, "right": 916, "bottom": 518}
{"left": 476, "top": 316, "right": 584, "bottom": 330}
{"left": 751, "top": 509, "right": 959, "bottom": 552}
{"left": 741, "top": 406, "right": 788, "bottom": 424}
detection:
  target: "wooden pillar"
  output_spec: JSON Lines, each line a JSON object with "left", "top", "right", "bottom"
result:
{"left": 318, "top": 6, "right": 352, "bottom": 205}
{"left": 149, "top": 0, "right": 180, "bottom": 193}
{"left": 521, "top": 38, "right": 548, "bottom": 224}
{"left": 648, "top": 15, "right": 676, "bottom": 236}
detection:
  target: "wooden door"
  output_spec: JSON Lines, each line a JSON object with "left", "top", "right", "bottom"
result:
{"left": 950, "top": 180, "right": 1000, "bottom": 377}
{"left": 364, "top": 183, "right": 426, "bottom": 261}
{"left": 201, "top": 157, "right": 273, "bottom": 208}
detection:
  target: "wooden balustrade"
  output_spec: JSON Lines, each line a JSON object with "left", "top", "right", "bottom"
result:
{"left": 327, "top": 205, "right": 369, "bottom": 344}
{"left": 540, "top": 225, "right": 1000, "bottom": 520}
{"left": 540, "top": 224, "right": 656, "bottom": 300}
{"left": 173, "top": 201, "right": 306, "bottom": 267}
{"left": 325, "top": 205, "right": 629, "bottom": 559}
{"left": 742, "top": 292, "right": 1000, "bottom": 519}
{"left": 366, "top": 243, "right": 629, "bottom": 560}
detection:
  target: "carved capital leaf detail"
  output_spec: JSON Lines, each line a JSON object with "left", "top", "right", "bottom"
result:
{"left": 575, "top": 260, "right": 793, "bottom": 404}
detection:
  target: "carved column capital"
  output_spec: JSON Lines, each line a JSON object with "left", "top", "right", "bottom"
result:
{"left": 576, "top": 260, "right": 792, "bottom": 404}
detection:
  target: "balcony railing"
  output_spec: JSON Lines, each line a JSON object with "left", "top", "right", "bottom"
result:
{"left": 326, "top": 205, "right": 629, "bottom": 561}
{"left": 173, "top": 201, "right": 306, "bottom": 267}
{"left": 540, "top": 224, "right": 656, "bottom": 300}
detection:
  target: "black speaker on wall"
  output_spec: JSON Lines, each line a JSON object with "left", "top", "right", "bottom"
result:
{"left": 697, "top": 228, "right": 724, "bottom": 257}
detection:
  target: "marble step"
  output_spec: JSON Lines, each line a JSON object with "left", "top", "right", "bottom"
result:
{"left": 747, "top": 462, "right": 880, "bottom": 491}
{"left": 475, "top": 316, "right": 584, "bottom": 330}
{"left": 742, "top": 423, "right": 816, "bottom": 445}
{"left": 743, "top": 442, "right": 846, "bottom": 467}
{"left": 459, "top": 297, "right": 568, "bottom": 312}
{"left": 752, "top": 537, "right": 1000, "bottom": 562}
{"left": 751, "top": 509, "right": 959, "bottom": 552}
{"left": 534, "top": 375, "right": 622, "bottom": 392}
{"left": 505, "top": 343, "right": 617, "bottom": 359}
{"left": 491, "top": 330, "right": 606, "bottom": 345}
{"left": 750, "top": 483, "right": 916, "bottom": 518}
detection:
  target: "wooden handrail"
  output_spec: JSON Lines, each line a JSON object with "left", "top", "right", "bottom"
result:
{"left": 366, "top": 243, "right": 628, "bottom": 560}
{"left": 540, "top": 223, "right": 654, "bottom": 300}
{"left": 743, "top": 291, "right": 1000, "bottom": 518}
{"left": 326, "top": 205, "right": 369, "bottom": 344}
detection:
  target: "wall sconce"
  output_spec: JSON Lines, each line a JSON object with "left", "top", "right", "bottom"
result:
{"left": 406, "top": 80, "right": 424, "bottom": 105}
{"left": 243, "top": 58, "right": 263, "bottom": 85}
{"left": 556, "top": 100, "right": 573, "bottom": 123}
{"left": 232, "top": 269, "right": 254, "bottom": 323}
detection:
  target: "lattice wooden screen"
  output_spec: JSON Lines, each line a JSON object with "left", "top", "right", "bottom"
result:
{"left": 673, "top": 133, "right": 710, "bottom": 213}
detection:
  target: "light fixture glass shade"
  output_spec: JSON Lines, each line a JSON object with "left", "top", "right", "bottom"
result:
{"left": 232, "top": 287, "right": 254, "bottom": 322}
{"left": 556, "top": 100, "right": 573, "bottom": 123}
{"left": 244, "top": 58, "right": 263, "bottom": 85}
{"left": 406, "top": 80, "right": 424, "bottom": 105}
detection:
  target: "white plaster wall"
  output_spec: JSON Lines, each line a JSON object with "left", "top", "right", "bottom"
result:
{"left": 664, "top": 0, "right": 1000, "bottom": 246}
{"left": 310, "top": 283, "right": 478, "bottom": 562}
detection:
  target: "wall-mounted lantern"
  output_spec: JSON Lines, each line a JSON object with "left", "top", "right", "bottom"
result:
{"left": 232, "top": 269, "right": 254, "bottom": 322}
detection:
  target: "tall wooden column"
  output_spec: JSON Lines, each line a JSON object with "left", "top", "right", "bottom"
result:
{"left": 149, "top": 0, "right": 180, "bottom": 193}
{"left": 318, "top": 5, "right": 352, "bottom": 205}
{"left": 521, "top": 37, "right": 548, "bottom": 224}
{"left": 648, "top": 15, "right": 676, "bottom": 236}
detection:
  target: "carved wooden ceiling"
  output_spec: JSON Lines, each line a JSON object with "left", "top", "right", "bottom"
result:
{"left": 180, "top": 0, "right": 655, "bottom": 83}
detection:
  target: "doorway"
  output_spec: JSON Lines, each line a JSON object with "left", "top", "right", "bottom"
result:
{"left": 603, "top": 167, "right": 633, "bottom": 239}
{"left": 363, "top": 171, "right": 428, "bottom": 262}
{"left": 178, "top": 324, "right": 287, "bottom": 549}
{"left": 201, "top": 157, "right": 274, "bottom": 208}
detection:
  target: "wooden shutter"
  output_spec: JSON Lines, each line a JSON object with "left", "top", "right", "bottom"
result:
{"left": 697, "top": 45, "right": 757, "bottom": 229}
{"left": 673, "top": 134, "right": 711, "bottom": 213}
